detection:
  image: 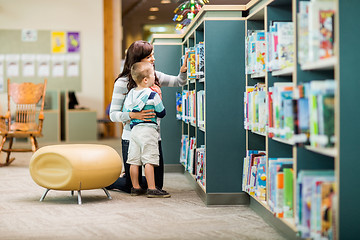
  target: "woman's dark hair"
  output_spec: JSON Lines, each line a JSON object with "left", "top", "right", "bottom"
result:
{"left": 116, "top": 40, "right": 159, "bottom": 92}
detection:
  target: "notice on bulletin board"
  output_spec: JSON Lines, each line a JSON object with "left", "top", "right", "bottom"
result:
{"left": 67, "top": 32, "right": 80, "bottom": 53}
{"left": 51, "top": 31, "right": 66, "bottom": 53}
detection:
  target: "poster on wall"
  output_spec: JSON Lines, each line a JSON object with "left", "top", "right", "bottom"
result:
{"left": 66, "top": 54, "right": 80, "bottom": 77}
{"left": 21, "top": 54, "right": 36, "bottom": 77}
{"left": 6, "top": 54, "right": 20, "bottom": 77}
{"left": 51, "top": 31, "right": 66, "bottom": 53}
{"left": 37, "top": 54, "right": 50, "bottom": 77}
{"left": 51, "top": 54, "right": 65, "bottom": 77}
{"left": 21, "top": 29, "right": 38, "bottom": 42}
{"left": 0, "top": 55, "right": 4, "bottom": 76}
{"left": 67, "top": 32, "right": 80, "bottom": 53}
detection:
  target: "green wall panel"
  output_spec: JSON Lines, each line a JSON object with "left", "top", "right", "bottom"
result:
{"left": 204, "top": 20, "right": 246, "bottom": 193}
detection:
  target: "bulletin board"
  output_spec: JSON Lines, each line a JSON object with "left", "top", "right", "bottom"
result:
{"left": 0, "top": 29, "right": 81, "bottom": 92}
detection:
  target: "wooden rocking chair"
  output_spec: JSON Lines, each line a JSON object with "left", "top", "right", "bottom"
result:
{"left": 0, "top": 79, "right": 47, "bottom": 166}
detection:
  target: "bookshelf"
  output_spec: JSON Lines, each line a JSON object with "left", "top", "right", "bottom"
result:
{"left": 243, "top": 0, "right": 358, "bottom": 239}
{"left": 153, "top": 0, "right": 357, "bottom": 238}
{"left": 153, "top": 5, "right": 248, "bottom": 205}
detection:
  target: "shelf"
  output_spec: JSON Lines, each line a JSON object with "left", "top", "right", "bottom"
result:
{"left": 249, "top": 194, "right": 298, "bottom": 232}
{"left": 198, "top": 126, "right": 205, "bottom": 132}
{"left": 190, "top": 122, "right": 196, "bottom": 128}
{"left": 281, "top": 218, "right": 297, "bottom": 233}
{"left": 198, "top": 77, "right": 205, "bottom": 83}
{"left": 189, "top": 171, "right": 206, "bottom": 193}
{"left": 251, "top": 131, "right": 267, "bottom": 137}
{"left": 248, "top": 194, "right": 270, "bottom": 211}
{"left": 250, "top": 72, "right": 266, "bottom": 78}
{"left": 304, "top": 145, "right": 337, "bottom": 158}
{"left": 271, "top": 67, "right": 294, "bottom": 76}
{"left": 189, "top": 79, "right": 196, "bottom": 84}
{"left": 271, "top": 137, "right": 294, "bottom": 146}
{"left": 300, "top": 56, "right": 337, "bottom": 71}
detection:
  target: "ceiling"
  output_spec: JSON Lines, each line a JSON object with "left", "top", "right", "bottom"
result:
{"left": 122, "top": 0, "right": 251, "bottom": 30}
{"left": 121, "top": 0, "right": 250, "bottom": 57}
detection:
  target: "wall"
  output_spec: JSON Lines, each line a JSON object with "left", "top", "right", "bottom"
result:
{"left": 0, "top": 0, "right": 104, "bottom": 117}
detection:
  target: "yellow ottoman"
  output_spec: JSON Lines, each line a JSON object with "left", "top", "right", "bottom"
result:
{"left": 29, "top": 144, "right": 122, "bottom": 204}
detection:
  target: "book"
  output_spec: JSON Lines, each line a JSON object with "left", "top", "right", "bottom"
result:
{"left": 296, "top": 170, "right": 335, "bottom": 238}
{"left": 319, "top": 9, "right": 335, "bottom": 59}
{"left": 195, "top": 42, "right": 205, "bottom": 79}
{"left": 283, "top": 168, "right": 294, "bottom": 218}
{"left": 187, "top": 48, "right": 196, "bottom": 79}
{"left": 176, "top": 92, "right": 182, "bottom": 120}
{"left": 277, "top": 22, "right": 294, "bottom": 69}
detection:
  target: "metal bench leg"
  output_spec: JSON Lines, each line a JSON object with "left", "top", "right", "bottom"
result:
{"left": 102, "top": 188, "right": 112, "bottom": 199}
{"left": 77, "top": 190, "right": 82, "bottom": 205}
{"left": 40, "top": 189, "right": 50, "bottom": 202}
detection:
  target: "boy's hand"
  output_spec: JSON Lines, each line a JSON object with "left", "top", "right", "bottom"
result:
{"left": 130, "top": 109, "right": 155, "bottom": 121}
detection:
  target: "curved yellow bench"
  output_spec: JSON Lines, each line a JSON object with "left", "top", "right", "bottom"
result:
{"left": 29, "top": 144, "right": 122, "bottom": 204}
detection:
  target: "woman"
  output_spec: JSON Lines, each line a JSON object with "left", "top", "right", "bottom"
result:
{"left": 106, "top": 40, "right": 188, "bottom": 194}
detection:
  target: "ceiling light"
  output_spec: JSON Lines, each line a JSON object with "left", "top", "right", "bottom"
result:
{"left": 148, "top": 15, "right": 157, "bottom": 20}
{"left": 161, "top": 0, "right": 171, "bottom": 4}
{"left": 149, "top": 7, "right": 159, "bottom": 12}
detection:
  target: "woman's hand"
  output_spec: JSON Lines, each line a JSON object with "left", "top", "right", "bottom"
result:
{"left": 129, "top": 109, "right": 155, "bottom": 121}
{"left": 180, "top": 52, "right": 188, "bottom": 73}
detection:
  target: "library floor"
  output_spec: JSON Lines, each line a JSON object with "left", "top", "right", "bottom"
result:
{"left": 0, "top": 139, "right": 285, "bottom": 240}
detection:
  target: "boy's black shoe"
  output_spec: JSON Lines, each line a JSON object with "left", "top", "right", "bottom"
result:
{"left": 147, "top": 188, "right": 171, "bottom": 198}
{"left": 131, "top": 187, "right": 146, "bottom": 196}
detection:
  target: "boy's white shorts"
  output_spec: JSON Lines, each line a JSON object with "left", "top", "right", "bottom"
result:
{"left": 127, "top": 125, "right": 159, "bottom": 166}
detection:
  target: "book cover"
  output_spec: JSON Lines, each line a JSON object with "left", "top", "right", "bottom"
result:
{"left": 321, "top": 182, "right": 335, "bottom": 239}
{"left": 319, "top": 10, "right": 335, "bottom": 59}
{"left": 255, "top": 156, "right": 266, "bottom": 200}
{"left": 283, "top": 168, "right": 294, "bottom": 218}
{"left": 176, "top": 92, "right": 182, "bottom": 120}
{"left": 187, "top": 48, "right": 196, "bottom": 79}
{"left": 277, "top": 22, "right": 294, "bottom": 69}
{"left": 195, "top": 42, "right": 205, "bottom": 79}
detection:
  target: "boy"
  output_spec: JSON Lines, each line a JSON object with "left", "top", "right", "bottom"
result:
{"left": 123, "top": 62, "right": 170, "bottom": 198}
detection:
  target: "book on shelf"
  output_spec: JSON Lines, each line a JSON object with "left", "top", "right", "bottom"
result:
{"left": 187, "top": 137, "right": 196, "bottom": 174}
{"left": 283, "top": 168, "right": 294, "bottom": 218}
{"left": 308, "top": 80, "right": 335, "bottom": 148}
{"left": 176, "top": 92, "right": 182, "bottom": 120}
{"left": 271, "top": 82, "right": 294, "bottom": 139}
{"left": 197, "top": 90, "right": 205, "bottom": 129}
{"left": 297, "top": 1, "right": 310, "bottom": 65}
{"left": 277, "top": 22, "right": 294, "bottom": 69}
{"left": 298, "top": 0, "right": 336, "bottom": 64}
{"left": 319, "top": 9, "right": 335, "bottom": 59}
{"left": 246, "top": 30, "right": 266, "bottom": 75}
{"left": 195, "top": 42, "right": 204, "bottom": 79}
{"left": 267, "top": 89, "right": 274, "bottom": 137}
{"left": 296, "top": 170, "right": 335, "bottom": 239}
{"left": 268, "top": 158, "right": 293, "bottom": 215}
{"left": 242, "top": 150, "right": 266, "bottom": 194}
{"left": 293, "top": 83, "right": 311, "bottom": 145}
{"left": 181, "top": 90, "right": 189, "bottom": 122}
{"left": 267, "top": 21, "right": 294, "bottom": 71}
{"left": 195, "top": 145, "right": 206, "bottom": 187}
{"left": 244, "top": 84, "right": 266, "bottom": 133}
{"left": 187, "top": 48, "right": 196, "bottom": 79}
{"left": 255, "top": 157, "right": 266, "bottom": 201}
{"left": 179, "top": 135, "right": 189, "bottom": 166}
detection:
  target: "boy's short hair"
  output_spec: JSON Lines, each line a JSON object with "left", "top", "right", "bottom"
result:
{"left": 131, "top": 62, "right": 154, "bottom": 85}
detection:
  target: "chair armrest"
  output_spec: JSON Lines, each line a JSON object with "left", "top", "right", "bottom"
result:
{"left": 39, "top": 112, "right": 44, "bottom": 120}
